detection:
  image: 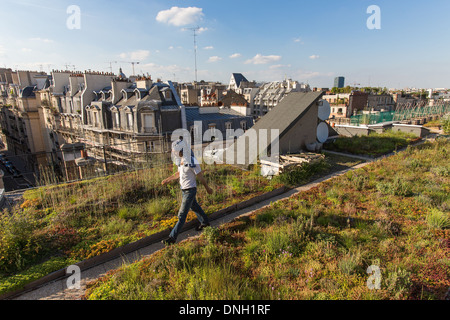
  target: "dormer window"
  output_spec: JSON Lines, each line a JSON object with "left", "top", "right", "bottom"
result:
{"left": 122, "top": 89, "right": 134, "bottom": 101}
{"left": 240, "top": 121, "right": 247, "bottom": 132}
{"left": 127, "top": 112, "right": 133, "bottom": 131}
{"left": 102, "top": 92, "right": 110, "bottom": 100}
{"left": 87, "top": 110, "right": 91, "bottom": 125}
{"left": 161, "top": 88, "right": 172, "bottom": 101}
{"left": 93, "top": 111, "right": 99, "bottom": 127}
{"left": 142, "top": 113, "right": 155, "bottom": 134}
{"left": 114, "top": 112, "right": 120, "bottom": 129}
{"left": 208, "top": 124, "right": 217, "bottom": 142}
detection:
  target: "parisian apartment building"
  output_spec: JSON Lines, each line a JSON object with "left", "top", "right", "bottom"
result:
{"left": 0, "top": 68, "right": 259, "bottom": 182}
{"left": 0, "top": 68, "right": 185, "bottom": 180}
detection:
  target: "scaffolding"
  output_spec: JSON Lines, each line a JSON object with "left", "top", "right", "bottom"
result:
{"left": 393, "top": 101, "right": 449, "bottom": 122}
{"left": 349, "top": 101, "right": 450, "bottom": 126}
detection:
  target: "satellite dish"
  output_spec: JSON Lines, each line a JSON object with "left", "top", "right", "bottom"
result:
{"left": 318, "top": 100, "right": 331, "bottom": 121}
{"left": 317, "top": 122, "right": 329, "bottom": 143}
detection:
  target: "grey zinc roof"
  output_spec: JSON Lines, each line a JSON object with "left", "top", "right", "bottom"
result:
{"left": 232, "top": 73, "right": 248, "bottom": 87}
{"left": 160, "top": 105, "right": 180, "bottom": 111}
{"left": 250, "top": 91, "right": 323, "bottom": 139}
{"left": 185, "top": 107, "right": 247, "bottom": 122}
{"left": 20, "top": 86, "right": 36, "bottom": 98}
{"left": 229, "top": 91, "right": 324, "bottom": 166}
{"left": 116, "top": 95, "right": 137, "bottom": 107}
{"left": 147, "top": 85, "right": 162, "bottom": 100}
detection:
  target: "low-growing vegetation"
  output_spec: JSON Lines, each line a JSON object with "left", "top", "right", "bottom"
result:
{"left": 324, "top": 130, "right": 420, "bottom": 157}
{"left": 0, "top": 153, "right": 361, "bottom": 296}
{"left": 85, "top": 138, "right": 449, "bottom": 300}
{"left": 442, "top": 114, "right": 450, "bottom": 135}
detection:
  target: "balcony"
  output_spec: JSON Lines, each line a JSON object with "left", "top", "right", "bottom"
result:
{"left": 57, "top": 126, "right": 78, "bottom": 135}
{"left": 141, "top": 127, "right": 158, "bottom": 135}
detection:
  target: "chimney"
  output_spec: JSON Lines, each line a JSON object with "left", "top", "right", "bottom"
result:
{"left": 136, "top": 77, "right": 153, "bottom": 90}
{"left": 112, "top": 78, "right": 131, "bottom": 104}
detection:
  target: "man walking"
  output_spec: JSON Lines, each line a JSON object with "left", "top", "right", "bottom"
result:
{"left": 161, "top": 139, "right": 212, "bottom": 245}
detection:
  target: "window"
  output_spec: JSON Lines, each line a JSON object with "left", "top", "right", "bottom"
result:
{"left": 208, "top": 124, "right": 216, "bottom": 142}
{"left": 142, "top": 113, "right": 155, "bottom": 133}
{"left": 190, "top": 126, "right": 196, "bottom": 142}
{"left": 127, "top": 113, "right": 133, "bottom": 130}
{"left": 225, "top": 122, "right": 232, "bottom": 131}
{"left": 147, "top": 141, "right": 155, "bottom": 152}
{"left": 93, "top": 112, "right": 99, "bottom": 127}
{"left": 114, "top": 112, "right": 120, "bottom": 129}
{"left": 240, "top": 121, "right": 247, "bottom": 132}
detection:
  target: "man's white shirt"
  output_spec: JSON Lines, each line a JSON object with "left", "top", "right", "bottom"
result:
{"left": 178, "top": 156, "right": 201, "bottom": 190}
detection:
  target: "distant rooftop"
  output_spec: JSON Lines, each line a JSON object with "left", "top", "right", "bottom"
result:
{"left": 185, "top": 106, "right": 249, "bottom": 123}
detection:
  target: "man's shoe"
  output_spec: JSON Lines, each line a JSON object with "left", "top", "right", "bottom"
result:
{"left": 162, "top": 237, "right": 176, "bottom": 246}
{"left": 195, "top": 223, "right": 211, "bottom": 232}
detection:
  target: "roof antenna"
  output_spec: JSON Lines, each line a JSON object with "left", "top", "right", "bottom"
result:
{"left": 186, "top": 26, "right": 200, "bottom": 86}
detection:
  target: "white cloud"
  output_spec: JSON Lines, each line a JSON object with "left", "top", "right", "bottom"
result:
{"left": 309, "top": 55, "right": 320, "bottom": 60}
{"left": 302, "top": 71, "right": 320, "bottom": 78}
{"left": 168, "top": 46, "right": 183, "bottom": 50}
{"left": 229, "top": 53, "right": 241, "bottom": 59}
{"left": 245, "top": 54, "right": 282, "bottom": 65}
{"left": 21, "top": 48, "right": 33, "bottom": 53}
{"left": 182, "top": 26, "right": 208, "bottom": 33}
{"left": 294, "top": 37, "right": 302, "bottom": 43}
{"left": 156, "top": 7, "right": 204, "bottom": 27}
{"left": 269, "top": 64, "right": 292, "bottom": 69}
{"left": 203, "top": 46, "right": 214, "bottom": 50}
{"left": 244, "top": 67, "right": 333, "bottom": 84}
{"left": 15, "top": 62, "right": 52, "bottom": 70}
{"left": 142, "top": 63, "right": 188, "bottom": 74}
{"left": 29, "top": 37, "right": 54, "bottom": 43}
{"left": 294, "top": 70, "right": 334, "bottom": 81}
{"left": 119, "top": 50, "right": 150, "bottom": 61}
{"left": 140, "top": 62, "right": 192, "bottom": 81}
{"left": 208, "top": 56, "right": 222, "bottom": 63}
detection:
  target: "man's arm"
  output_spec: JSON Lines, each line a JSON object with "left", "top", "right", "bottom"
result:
{"left": 197, "top": 171, "right": 213, "bottom": 194}
{"left": 161, "top": 172, "right": 180, "bottom": 186}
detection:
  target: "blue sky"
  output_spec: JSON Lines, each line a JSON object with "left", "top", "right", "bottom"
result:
{"left": 1, "top": 0, "right": 450, "bottom": 89}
